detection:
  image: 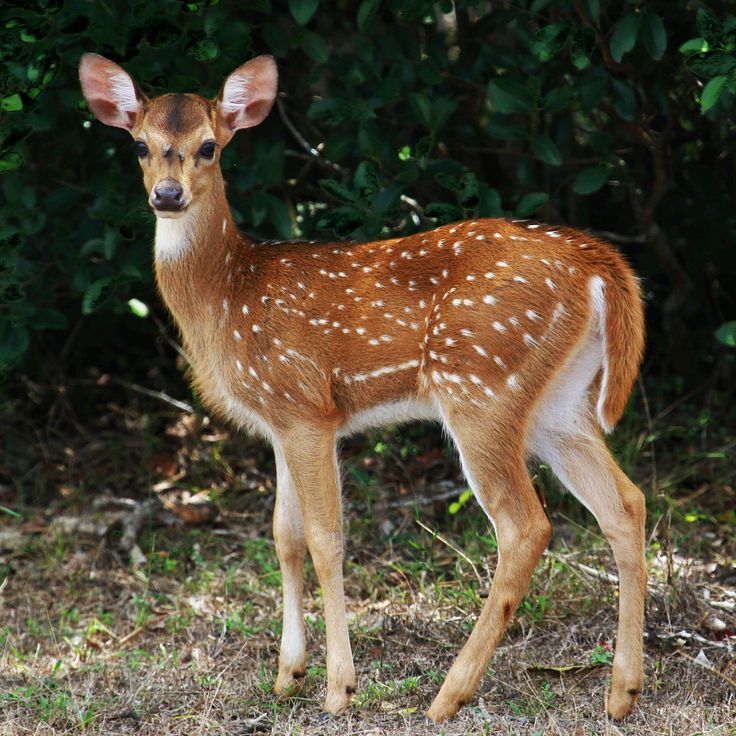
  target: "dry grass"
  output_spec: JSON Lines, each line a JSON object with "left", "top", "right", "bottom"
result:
{"left": 1, "top": 387, "right": 734, "bottom": 735}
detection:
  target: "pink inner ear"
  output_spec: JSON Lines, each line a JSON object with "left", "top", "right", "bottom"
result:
{"left": 80, "top": 55, "right": 143, "bottom": 130}
{"left": 218, "top": 56, "right": 278, "bottom": 131}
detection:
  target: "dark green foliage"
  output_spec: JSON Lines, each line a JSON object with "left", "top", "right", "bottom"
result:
{"left": 0, "top": 0, "right": 734, "bottom": 389}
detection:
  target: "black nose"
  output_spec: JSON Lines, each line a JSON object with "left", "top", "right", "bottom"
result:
{"left": 152, "top": 179, "right": 184, "bottom": 211}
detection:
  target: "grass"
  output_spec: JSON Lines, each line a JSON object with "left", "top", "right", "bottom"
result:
{"left": 0, "top": 380, "right": 735, "bottom": 734}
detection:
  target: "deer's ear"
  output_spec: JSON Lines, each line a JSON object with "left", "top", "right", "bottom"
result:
{"left": 79, "top": 53, "right": 146, "bottom": 131}
{"left": 216, "top": 56, "right": 278, "bottom": 135}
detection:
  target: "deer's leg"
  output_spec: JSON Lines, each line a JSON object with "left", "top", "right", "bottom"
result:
{"left": 531, "top": 428, "right": 646, "bottom": 719}
{"left": 279, "top": 425, "right": 355, "bottom": 715}
{"left": 427, "top": 409, "right": 552, "bottom": 723}
{"left": 272, "top": 446, "right": 307, "bottom": 696}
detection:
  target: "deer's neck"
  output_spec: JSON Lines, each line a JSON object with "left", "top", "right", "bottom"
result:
{"left": 154, "top": 177, "right": 242, "bottom": 351}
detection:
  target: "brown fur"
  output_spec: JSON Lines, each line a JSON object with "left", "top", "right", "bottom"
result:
{"left": 80, "top": 53, "right": 648, "bottom": 724}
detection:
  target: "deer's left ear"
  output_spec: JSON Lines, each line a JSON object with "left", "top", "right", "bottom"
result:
{"left": 216, "top": 56, "right": 278, "bottom": 137}
{"left": 79, "top": 53, "right": 146, "bottom": 131}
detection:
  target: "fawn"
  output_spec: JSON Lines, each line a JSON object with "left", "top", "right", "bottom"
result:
{"left": 79, "top": 53, "right": 647, "bottom": 723}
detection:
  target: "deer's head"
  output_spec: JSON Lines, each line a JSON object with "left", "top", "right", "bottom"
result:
{"left": 79, "top": 54, "right": 278, "bottom": 219}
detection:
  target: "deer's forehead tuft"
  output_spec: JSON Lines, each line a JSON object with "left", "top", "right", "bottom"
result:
{"left": 147, "top": 93, "right": 212, "bottom": 136}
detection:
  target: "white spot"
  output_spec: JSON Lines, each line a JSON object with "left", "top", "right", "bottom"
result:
{"left": 523, "top": 333, "right": 539, "bottom": 347}
{"left": 526, "top": 310, "right": 540, "bottom": 321}
{"left": 513, "top": 276, "right": 528, "bottom": 283}
{"left": 252, "top": 324, "right": 261, "bottom": 333}
{"left": 506, "top": 374, "right": 520, "bottom": 390}
{"left": 475, "top": 235, "right": 486, "bottom": 241}
{"left": 494, "top": 355, "right": 507, "bottom": 369}
{"left": 233, "top": 329, "right": 242, "bottom": 341}
{"left": 460, "top": 328, "right": 474, "bottom": 337}
{"left": 493, "top": 232, "right": 503, "bottom": 239}
{"left": 466, "top": 274, "right": 475, "bottom": 281}
{"left": 508, "top": 316, "right": 520, "bottom": 328}
{"left": 483, "top": 294, "right": 496, "bottom": 305}
{"left": 493, "top": 321, "right": 506, "bottom": 333}
{"left": 222, "top": 219, "right": 228, "bottom": 234}
{"left": 484, "top": 272, "right": 494, "bottom": 279}
{"left": 546, "top": 230, "right": 560, "bottom": 238}
{"left": 235, "top": 359, "right": 243, "bottom": 372}
{"left": 546, "top": 278, "right": 557, "bottom": 290}
{"left": 473, "top": 345, "right": 488, "bottom": 357}
{"left": 496, "top": 261, "right": 508, "bottom": 268}
{"left": 356, "top": 327, "right": 366, "bottom": 335}
{"left": 445, "top": 337, "right": 456, "bottom": 346}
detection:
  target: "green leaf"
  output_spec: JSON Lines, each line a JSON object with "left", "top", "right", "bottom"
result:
{"left": 531, "top": 135, "right": 562, "bottom": 167}
{"left": 127, "top": 298, "right": 149, "bottom": 318}
{"left": 641, "top": 11, "right": 666, "bottom": 61}
{"left": 570, "top": 27, "right": 596, "bottom": 70}
{"left": 192, "top": 38, "right": 219, "bottom": 61}
{"left": 610, "top": 12, "right": 642, "bottom": 63}
{"left": 612, "top": 78, "right": 636, "bottom": 120}
{"left": 425, "top": 202, "right": 463, "bottom": 225}
{"left": 688, "top": 52, "right": 736, "bottom": 79}
{"left": 82, "top": 276, "right": 118, "bottom": 314}
{"left": 317, "top": 206, "right": 363, "bottom": 235}
{"left": 701, "top": 75, "right": 727, "bottom": 113}
{"left": 580, "top": 0, "right": 599, "bottom": 22}
{"left": 715, "top": 321, "right": 736, "bottom": 347}
{"left": 0, "top": 151, "right": 23, "bottom": 172}
{"left": 487, "top": 79, "right": 535, "bottom": 114}
{"left": 0, "top": 324, "right": 29, "bottom": 368}
{"left": 354, "top": 161, "right": 379, "bottom": 197}
{"left": 515, "top": 192, "right": 548, "bottom": 218}
{"left": 573, "top": 166, "right": 609, "bottom": 195}
{"left": 531, "top": 23, "right": 569, "bottom": 63}
{"left": 679, "top": 38, "right": 708, "bottom": 56}
{"left": 0, "top": 94, "right": 23, "bottom": 112}
{"left": 266, "top": 195, "right": 294, "bottom": 239}
{"left": 357, "top": 0, "right": 381, "bottom": 30}
{"left": 319, "top": 178, "right": 355, "bottom": 203}
{"left": 300, "top": 30, "right": 328, "bottom": 63}
{"left": 289, "top": 0, "right": 319, "bottom": 26}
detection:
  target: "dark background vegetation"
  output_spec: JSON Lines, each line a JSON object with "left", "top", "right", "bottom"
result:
{"left": 1, "top": 1, "right": 735, "bottom": 733}
{"left": 1, "top": 0, "right": 735, "bottom": 398}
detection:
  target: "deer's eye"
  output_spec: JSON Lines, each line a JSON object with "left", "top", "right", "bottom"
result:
{"left": 199, "top": 141, "right": 216, "bottom": 159}
{"left": 134, "top": 141, "right": 148, "bottom": 158}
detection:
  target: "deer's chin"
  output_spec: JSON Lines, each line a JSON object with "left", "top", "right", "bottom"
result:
{"left": 153, "top": 207, "right": 189, "bottom": 219}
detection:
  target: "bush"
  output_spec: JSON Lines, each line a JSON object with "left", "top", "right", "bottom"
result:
{"left": 1, "top": 0, "right": 734, "bottom": 391}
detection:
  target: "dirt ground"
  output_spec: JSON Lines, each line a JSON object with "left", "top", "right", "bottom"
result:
{"left": 1, "top": 387, "right": 734, "bottom": 735}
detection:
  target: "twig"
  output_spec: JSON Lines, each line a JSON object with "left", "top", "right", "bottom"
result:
{"left": 111, "top": 377, "right": 194, "bottom": 413}
{"left": 415, "top": 518, "right": 484, "bottom": 589}
{"left": 277, "top": 97, "right": 345, "bottom": 175}
{"left": 150, "top": 311, "right": 192, "bottom": 364}
{"left": 377, "top": 483, "right": 465, "bottom": 510}
{"left": 678, "top": 649, "right": 736, "bottom": 688}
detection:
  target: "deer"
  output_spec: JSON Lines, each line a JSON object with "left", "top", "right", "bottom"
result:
{"left": 79, "top": 52, "right": 647, "bottom": 723}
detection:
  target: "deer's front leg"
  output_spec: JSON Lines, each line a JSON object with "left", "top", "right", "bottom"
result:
{"left": 280, "top": 425, "right": 355, "bottom": 715}
{"left": 273, "top": 447, "right": 307, "bottom": 697}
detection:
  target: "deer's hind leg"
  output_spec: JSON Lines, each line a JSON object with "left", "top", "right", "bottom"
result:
{"left": 529, "top": 423, "right": 646, "bottom": 720}
{"left": 426, "top": 400, "right": 552, "bottom": 723}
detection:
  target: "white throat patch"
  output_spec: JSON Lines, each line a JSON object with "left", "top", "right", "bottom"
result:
{"left": 155, "top": 214, "right": 194, "bottom": 263}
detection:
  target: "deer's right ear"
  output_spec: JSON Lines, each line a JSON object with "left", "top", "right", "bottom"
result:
{"left": 79, "top": 53, "right": 146, "bottom": 131}
{"left": 215, "top": 56, "right": 278, "bottom": 140}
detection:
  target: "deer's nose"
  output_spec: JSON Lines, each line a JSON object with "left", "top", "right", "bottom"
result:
{"left": 152, "top": 179, "right": 184, "bottom": 211}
